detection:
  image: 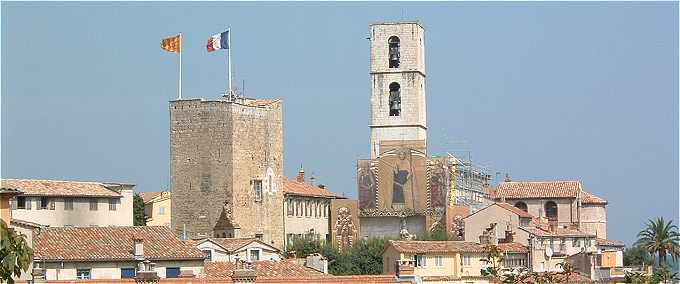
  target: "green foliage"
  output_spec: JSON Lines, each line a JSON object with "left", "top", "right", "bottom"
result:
{"left": 0, "top": 220, "right": 33, "bottom": 284}
{"left": 624, "top": 271, "right": 654, "bottom": 284}
{"left": 653, "top": 264, "right": 679, "bottom": 283}
{"left": 625, "top": 245, "right": 656, "bottom": 266}
{"left": 285, "top": 234, "right": 388, "bottom": 275}
{"left": 417, "top": 228, "right": 448, "bottom": 241}
{"left": 481, "top": 244, "right": 578, "bottom": 284}
{"left": 133, "top": 193, "right": 147, "bottom": 226}
{"left": 636, "top": 217, "right": 680, "bottom": 265}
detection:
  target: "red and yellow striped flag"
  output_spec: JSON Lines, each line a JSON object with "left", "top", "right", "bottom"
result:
{"left": 161, "top": 34, "right": 181, "bottom": 53}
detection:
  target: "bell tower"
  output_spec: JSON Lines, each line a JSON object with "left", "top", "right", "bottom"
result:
{"left": 369, "top": 22, "right": 427, "bottom": 158}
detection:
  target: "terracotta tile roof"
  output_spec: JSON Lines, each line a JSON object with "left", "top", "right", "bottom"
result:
{"left": 283, "top": 178, "right": 344, "bottom": 199}
{"left": 204, "top": 260, "right": 327, "bottom": 279}
{"left": 139, "top": 191, "right": 162, "bottom": 203}
{"left": 0, "top": 188, "right": 22, "bottom": 196}
{"left": 34, "top": 226, "right": 205, "bottom": 261}
{"left": 199, "top": 238, "right": 278, "bottom": 253}
{"left": 387, "top": 240, "right": 486, "bottom": 254}
{"left": 495, "top": 181, "right": 581, "bottom": 199}
{"left": 1, "top": 179, "right": 124, "bottom": 197}
{"left": 521, "top": 226, "right": 595, "bottom": 238}
{"left": 581, "top": 191, "right": 607, "bottom": 205}
{"left": 497, "top": 242, "right": 529, "bottom": 253}
{"left": 596, "top": 238, "right": 624, "bottom": 247}
{"left": 495, "top": 203, "right": 534, "bottom": 218}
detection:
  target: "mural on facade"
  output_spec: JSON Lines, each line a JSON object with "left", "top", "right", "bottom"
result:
{"left": 334, "top": 207, "right": 358, "bottom": 250}
{"left": 428, "top": 158, "right": 448, "bottom": 210}
{"left": 357, "top": 160, "right": 377, "bottom": 209}
{"left": 392, "top": 167, "right": 409, "bottom": 204}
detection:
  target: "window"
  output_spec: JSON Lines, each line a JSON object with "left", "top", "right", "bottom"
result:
{"left": 64, "top": 198, "right": 74, "bottom": 211}
{"left": 462, "top": 255, "right": 472, "bottom": 266}
{"left": 40, "top": 197, "right": 49, "bottom": 209}
{"left": 109, "top": 199, "right": 117, "bottom": 211}
{"left": 413, "top": 255, "right": 426, "bottom": 267}
{"left": 286, "top": 199, "right": 294, "bottom": 216}
{"left": 249, "top": 249, "right": 261, "bottom": 261}
{"left": 76, "top": 268, "right": 91, "bottom": 280}
{"left": 202, "top": 250, "right": 212, "bottom": 261}
{"left": 514, "top": 201, "right": 528, "bottom": 212}
{"left": 166, "top": 267, "right": 180, "bottom": 278}
{"left": 389, "top": 82, "right": 401, "bottom": 116}
{"left": 254, "top": 180, "right": 263, "bottom": 202}
{"left": 200, "top": 174, "right": 211, "bottom": 192}
{"left": 545, "top": 201, "right": 558, "bottom": 221}
{"left": 434, "top": 256, "right": 444, "bottom": 267}
{"left": 121, "top": 267, "right": 136, "bottom": 279}
{"left": 159, "top": 206, "right": 166, "bottom": 215}
{"left": 17, "top": 196, "right": 27, "bottom": 209}
{"left": 388, "top": 36, "right": 400, "bottom": 68}
{"left": 89, "top": 199, "right": 98, "bottom": 211}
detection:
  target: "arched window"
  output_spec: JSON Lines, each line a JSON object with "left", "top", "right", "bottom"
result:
{"left": 388, "top": 36, "right": 400, "bottom": 68}
{"left": 389, "top": 82, "right": 401, "bottom": 116}
{"left": 514, "top": 201, "right": 528, "bottom": 212}
{"left": 545, "top": 201, "right": 558, "bottom": 221}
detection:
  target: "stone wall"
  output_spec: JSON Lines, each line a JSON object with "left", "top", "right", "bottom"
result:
{"left": 580, "top": 204, "right": 607, "bottom": 238}
{"left": 170, "top": 98, "right": 284, "bottom": 248}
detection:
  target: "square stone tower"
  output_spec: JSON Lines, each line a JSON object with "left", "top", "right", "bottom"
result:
{"left": 369, "top": 22, "right": 427, "bottom": 159}
{"left": 169, "top": 97, "right": 284, "bottom": 248}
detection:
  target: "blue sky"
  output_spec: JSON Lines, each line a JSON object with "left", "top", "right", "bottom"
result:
{"left": 2, "top": 2, "right": 677, "bottom": 245}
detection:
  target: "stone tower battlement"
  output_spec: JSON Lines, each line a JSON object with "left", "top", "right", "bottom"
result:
{"left": 169, "top": 96, "right": 284, "bottom": 247}
{"left": 369, "top": 21, "right": 427, "bottom": 159}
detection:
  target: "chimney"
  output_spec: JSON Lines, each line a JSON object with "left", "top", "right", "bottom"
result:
{"left": 231, "top": 260, "right": 257, "bottom": 283}
{"left": 504, "top": 173, "right": 512, "bottom": 182}
{"left": 503, "top": 226, "right": 514, "bottom": 243}
{"left": 296, "top": 164, "right": 305, "bottom": 182}
{"left": 318, "top": 184, "right": 326, "bottom": 190}
{"left": 396, "top": 259, "right": 415, "bottom": 277}
{"left": 305, "top": 253, "right": 328, "bottom": 274}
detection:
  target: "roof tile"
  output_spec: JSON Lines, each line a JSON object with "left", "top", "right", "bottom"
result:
{"left": 34, "top": 226, "right": 205, "bottom": 261}
{"left": 204, "top": 260, "right": 326, "bottom": 279}
{"left": 283, "top": 178, "right": 344, "bottom": 199}
{"left": 495, "top": 181, "right": 581, "bottom": 199}
{"left": 1, "top": 179, "right": 124, "bottom": 197}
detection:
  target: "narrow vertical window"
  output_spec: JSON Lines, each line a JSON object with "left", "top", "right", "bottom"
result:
{"left": 89, "top": 199, "right": 98, "bottom": 211}
{"left": 388, "top": 36, "right": 400, "bottom": 68}
{"left": 389, "top": 82, "right": 401, "bottom": 116}
{"left": 254, "top": 180, "right": 263, "bottom": 202}
{"left": 109, "top": 199, "right": 117, "bottom": 211}
{"left": 64, "top": 198, "right": 74, "bottom": 211}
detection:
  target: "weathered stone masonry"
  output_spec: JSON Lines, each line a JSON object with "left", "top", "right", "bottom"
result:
{"left": 170, "top": 97, "right": 284, "bottom": 248}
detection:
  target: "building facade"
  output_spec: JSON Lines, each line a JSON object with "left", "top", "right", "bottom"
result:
{"left": 170, "top": 97, "right": 284, "bottom": 248}
{"left": 32, "top": 226, "right": 205, "bottom": 280}
{"left": 493, "top": 180, "right": 608, "bottom": 238}
{"left": 2, "top": 179, "right": 133, "bottom": 227}
{"left": 141, "top": 191, "right": 171, "bottom": 227}
{"left": 194, "top": 238, "right": 282, "bottom": 262}
{"left": 283, "top": 168, "right": 344, "bottom": 248}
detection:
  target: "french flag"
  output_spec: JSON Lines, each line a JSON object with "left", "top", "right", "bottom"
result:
{"left": 207, "top": 30, "right": 229, "bottom": 52}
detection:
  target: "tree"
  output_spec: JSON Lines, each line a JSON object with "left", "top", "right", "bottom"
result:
{"left": 653, "top": 264, "right": 679, "bottom": 284}
{"left": 286, "top": 232, "right": 323, "bottom": 258}
{"left": 636, "top": 217, "right": 680, "bottom": 265}
{"left": 624, "top": 245, "right": 655, "bottom": 266}
{"left": 133, "top": 193, "right": 147, "bottom": 226}
{"left": 0, "top": 220, "right": 33, "bottom": 284}
{"left": 285, "top": 235, "right": 387, "bottom": 275}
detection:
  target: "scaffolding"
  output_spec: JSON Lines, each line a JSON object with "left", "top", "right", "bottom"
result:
{"left": 446, "top": 152, "right": 494, "bottom": 212}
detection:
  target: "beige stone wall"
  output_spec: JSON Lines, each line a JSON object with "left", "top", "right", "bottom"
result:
{"left": 196, "top": 241, "right": 281, "bottom": 262}
{"left": 507, "top": 198, "right": 576, "bottom": 226}
{"left": 1, "top": 195, "right": 10, "bottom": 224}
{"left": 284, "top": 195, "right": 331, "bottom": 247}
{"left": 369, "top": 22, "right": 427, "bottom": 159}
{"left": 463, "top": 204, "right": 521, "bottom": 245}
{"left": 580, "top": 204, "right": 607, "bottom": 238}
{"left": 170, "top": 98, "right": 284, "bottom": 248}
{"left": 41, "top": 260, "right": 204, "bottom": 280}
{"left": 12, "top": 189, "right": 133, "bottom": 227}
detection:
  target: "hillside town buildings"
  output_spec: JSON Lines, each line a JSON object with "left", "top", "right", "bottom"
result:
{"left": 1, "top": 179, "right": 134, "bottom": 227}
{"left": 2, "top": 20, "right": 630, "bottom": 284}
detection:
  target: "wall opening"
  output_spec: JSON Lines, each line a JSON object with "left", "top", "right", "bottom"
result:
{"left": 389, "top": 82, "right": 401, "bottom": 116}
{"left": 388, "top": 36, "right": 400, "bottom": 68}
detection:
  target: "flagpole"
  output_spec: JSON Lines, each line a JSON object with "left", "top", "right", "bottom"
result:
{"left": 227, "top": 28, "right": 232, "bottom": 97}
{"left": 179, "top": 33, "right": 182, "bottom": 100}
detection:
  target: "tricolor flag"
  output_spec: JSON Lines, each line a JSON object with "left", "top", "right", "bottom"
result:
{"left": 160, "top": 34, "right": 181, "bottom": 53}
{"left": 207, "top": 30, "right": 229, "bottom": 52}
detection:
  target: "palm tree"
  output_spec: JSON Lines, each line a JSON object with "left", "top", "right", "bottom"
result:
{"left": 636, "top": 217, "right": 680, "bottom": 265}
